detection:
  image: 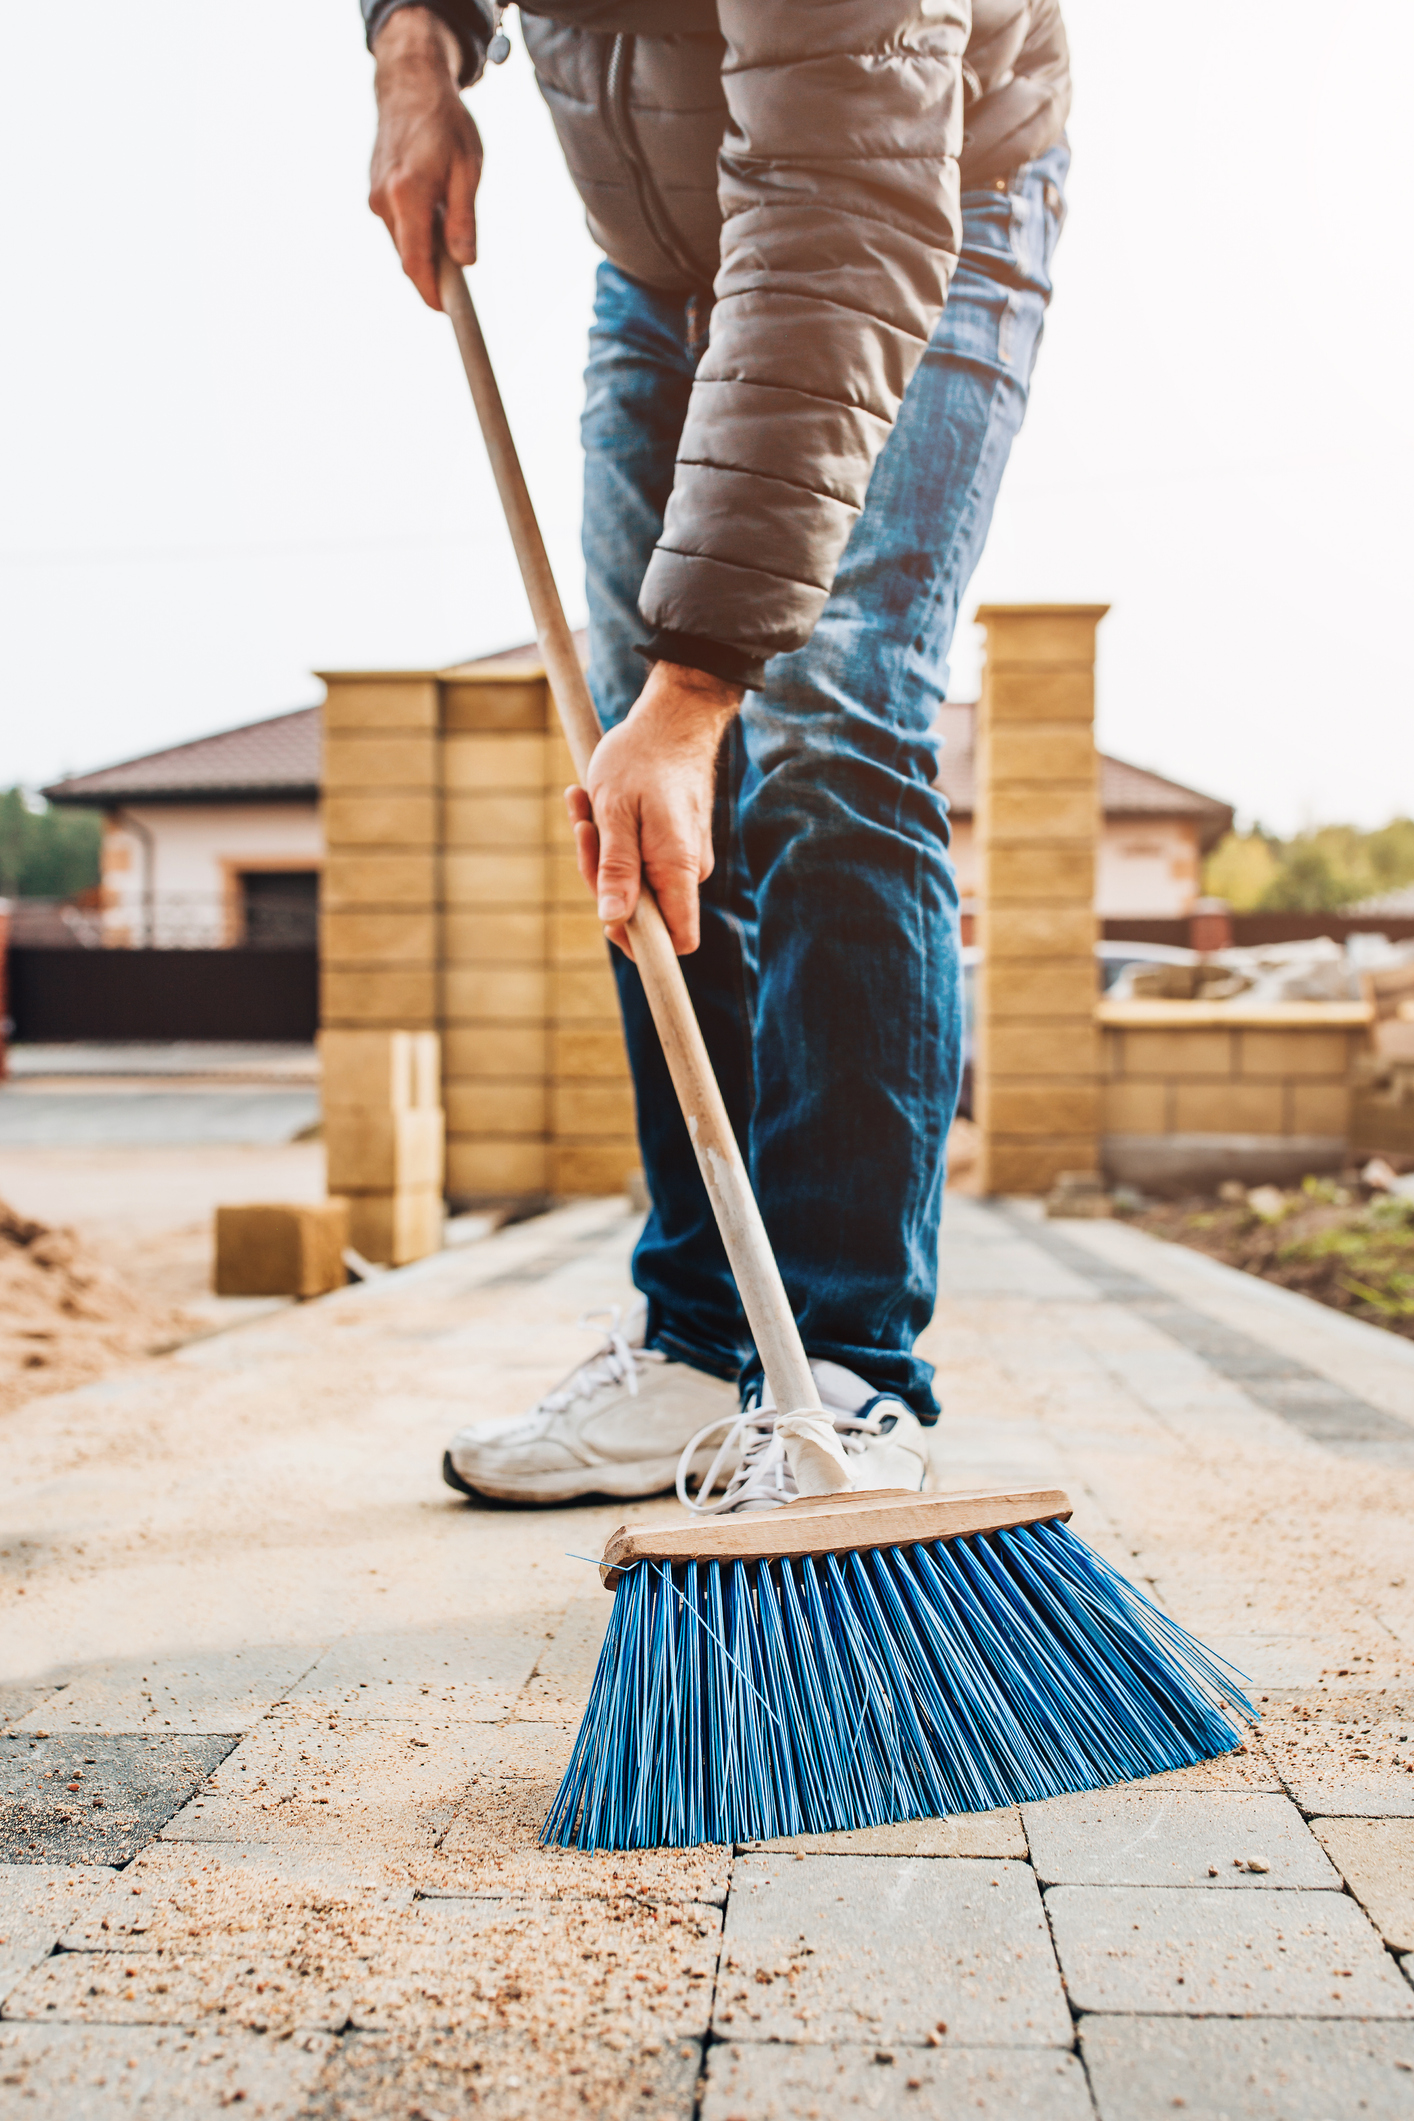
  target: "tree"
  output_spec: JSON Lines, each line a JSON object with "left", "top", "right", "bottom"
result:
{"left": 0, "top": 790, "right": 103, "bottom": 899}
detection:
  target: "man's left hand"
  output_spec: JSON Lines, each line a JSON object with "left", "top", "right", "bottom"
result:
{"left": 567, "top": 663, "right": 744, "bottom": 957}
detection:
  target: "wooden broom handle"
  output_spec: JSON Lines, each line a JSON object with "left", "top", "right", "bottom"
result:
{"left": 438, "top": 258, "right": 819, "bottom": 1421}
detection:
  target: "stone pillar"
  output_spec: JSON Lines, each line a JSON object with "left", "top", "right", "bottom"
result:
{"left": 973, "top": 603, "right": 1108, "bottom": 1195}
{"left": 319, "top": 659, "right": 640, "bottom": 1214}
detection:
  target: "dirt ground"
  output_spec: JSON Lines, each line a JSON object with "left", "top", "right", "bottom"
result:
{"left": 1135, "top": 1177, "right": 1414, "bottom": 1340}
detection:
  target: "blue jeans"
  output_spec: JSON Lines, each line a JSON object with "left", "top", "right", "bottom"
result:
{"left": 581, "top": 144, "right": 1068, "bottom": 1419}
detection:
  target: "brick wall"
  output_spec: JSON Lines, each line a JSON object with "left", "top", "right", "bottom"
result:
{"left": 1099, "top": 1000, "right": 1373, "bottom": 1192}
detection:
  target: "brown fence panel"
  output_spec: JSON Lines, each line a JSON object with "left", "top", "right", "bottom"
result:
{"left": 6, "top": 949, "right": 319, "bottom": 1042}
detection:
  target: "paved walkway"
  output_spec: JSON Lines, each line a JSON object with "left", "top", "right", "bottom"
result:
{"left": 2, "top": 1197, "right": 1413, "bottom": 2118}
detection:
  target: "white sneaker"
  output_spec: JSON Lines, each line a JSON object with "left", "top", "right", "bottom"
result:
{"left": 675, "top": 1360, "right": 931, "bottom": 1516}
{"left": 442, "top": 1304, "right": 737, "bottom": 1505}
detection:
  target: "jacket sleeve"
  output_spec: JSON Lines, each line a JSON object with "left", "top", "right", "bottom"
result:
{"left": 638, "top": 0, "right": 970, "bottom": 669}
{"left": 361, "top": 0, "right": 493, "bottom": 87}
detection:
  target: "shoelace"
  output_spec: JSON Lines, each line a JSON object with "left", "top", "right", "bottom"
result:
{"left": 535, "top": 1306, "right": 665, "bottom": 1415}
{"left": 675, "top": 1400, "right": 898, "bottom": 1516}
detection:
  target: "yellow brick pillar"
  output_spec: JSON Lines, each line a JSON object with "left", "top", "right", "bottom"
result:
{"left": 973, "top": 603, "right": 1108, "bottom": 1195}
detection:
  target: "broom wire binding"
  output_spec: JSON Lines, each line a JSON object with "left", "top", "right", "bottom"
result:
{"left": 543, "top": 1519, "right": 1253, "bottom": 1852}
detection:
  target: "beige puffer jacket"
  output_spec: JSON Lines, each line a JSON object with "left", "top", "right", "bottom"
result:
{"left": 365, "top": 0, "right": 1071, "bottom": 671}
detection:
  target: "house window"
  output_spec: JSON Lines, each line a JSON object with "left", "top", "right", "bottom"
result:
{"left": 239, "top": 870, "right": 319, "bottom": 948}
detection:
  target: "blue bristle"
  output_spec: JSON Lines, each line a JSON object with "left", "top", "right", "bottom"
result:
{"left": 540, "top": 1520, "right": 1254, "bottom": 1852}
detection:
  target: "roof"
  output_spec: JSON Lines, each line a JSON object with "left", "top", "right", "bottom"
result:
{"left": 45, "top": 667, "right": 1235, "bottom": 847}
{"left": 935, "top": 703, "right": 1234, "bottom": 851}
{"left": 44, "top": 706, "right": 321, "bottom": 807}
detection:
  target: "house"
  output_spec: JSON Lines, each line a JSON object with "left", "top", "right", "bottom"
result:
{"left": 933, "top": 702, "right": 1233, "bottom": 921}
{"left": 43, "top": 709, "right": 323, "bottom": 947}
{"left": 43, "top": 675, "right": 1234, "bottom": 939}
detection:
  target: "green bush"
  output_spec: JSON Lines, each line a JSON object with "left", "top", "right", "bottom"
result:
{"left": 1203, "top": 818, "right": 1414, "bottom": 913}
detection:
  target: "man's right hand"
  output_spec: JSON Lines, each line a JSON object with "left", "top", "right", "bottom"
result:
{"left": 369, "top": 7, "right": 481, "bottom": 310}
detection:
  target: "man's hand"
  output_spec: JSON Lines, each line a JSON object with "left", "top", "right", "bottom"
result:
{"left": 567, "top": 664, "right": 744, "bottom": 957}
{"left": 369, "top": 7, "right": 480, "bottom": 309}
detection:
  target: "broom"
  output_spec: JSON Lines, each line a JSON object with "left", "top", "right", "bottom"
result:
{"left": 436, "top": 258, "right": 1253, "bottom": 1853}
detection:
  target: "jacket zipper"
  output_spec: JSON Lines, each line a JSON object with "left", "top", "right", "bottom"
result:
{"left": 601, "top": 33, "right": 705, "bottom": 287}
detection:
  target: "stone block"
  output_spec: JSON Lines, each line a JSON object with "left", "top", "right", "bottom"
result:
{"left": 442, "top": 849, "right": 546, "bottom": 906}
{"left": 552, "top": 1027, "right": 632, "bottom": 1081}
{"left": 1081, "top": 2017, "right": 1414, "bottom": 2121}
{"left": 321, "top": 909, "right": 437, "bottom": 964}
{"left": 981, "top": 603, "right": 1106, "bottom": 665}
{"left": 321, "top": 965, "right": 437, "bottom": 1028}
{"left": 984, "top": 959, "right": 1097, "bottom": 1019}
{"left": 324, "top": 1108, "right": 445, "bottom": 1193}
{"left": 444, "top": 1080, "right": 547, "bottom": 1137}
{"left": 442, "top": 1024, "right": 547, "bottom": 1078}
{"left": 321, "top": 732, "right": 437, "bottom": 787}
{"left": 443, "top": 791, "right": 543, "bottom": 849}
{"left": 1237, "top": 1027, "right": 1354, "bottom": 1078}
{"left": 441, "top": 731, "right": 547, "bottom": 791}
{"left": 983, "top": 1137, "right": 1107, "bottom": 1195}
{"left": 320, "top": 1030, "right": 440, "bottom": 1110}
{"left": 321, "top": 678, "right": 439, "bottom": 730}
{"left": 702, "top": 2045, "right": 1091, "bottom": 2120}
{"left": 1311, "top": 1819, "right": 1414, "bottom": 1949}
{"left": 981, "top": 1083, "right": 1102, "bottom": 1138}
{"left": 550, "top": 904, "right": 611, "bottom": 963}
{"left": 984, "top": 782, "right": 1100, "bottom": 842}
{"left": 1, "top": 1732, "right": 237, "bottom": 1867}
{"left": 555, "top": 964, "right": 624, "bottom": 1021}
{"left": 1121, "top": 1027, "right": 1234, "bottom": 1077}
{"left": 214, "top": 1201, "right": 349, "bottom": 1297}
{"left": 1044, "top": 1883, "right": 1413, "bottom": 2016}
{"left": 985, "top": 723, "right": 1100, "bottom": 783}
{"left": 345, "top": 1188, "right": 443, "bottom": 1267}
{"left": 552, "top": 1079, "right": 638, "bottom": 1138}
{"left": 441, "top": 677, "right": 549, "bottom": 730}
{"left": 1102, "top": 1078, "right": 1169, "bottom": 1133}
{"left": 321, "top": 852, "right": 437, "bottom": 909}
{"left": 442, "top": 909, "right": 546, "bottom": 963}
{"left": 981, "top": 844, "right": 1094, "bottom": 900}
{"left": 1023, "top": 1790, "right": 1337, "bottom": 1888}
{"left": 0, "top": 1866, "right": 109, "bottom": 2013}
{"left": 322, "top": 791, "right": 437, "bottom": 846}
{"left": 551, "top": 1143, "right": 641, "bottom": 1197}
{"left": 1172, "top": 1080, "right": 1287, "bottom": 1135}
{"left": 981, "top": 1020, "right": 1099, "bottom": 1078}
{"left": 445, "top": 1138, "right": 549, "bottom": 1200}
{"left": 442, "top": 964, "right": 547, "bottom": 1022}
{"left": 713, "top": 1853, "right": 1070, "bottom": 2047}
{"left": 1290, "top": 1079, "right": 1351, "bottom": 1135}
{"left": 986, "top": 901, "right": 1098, "bottom": 958}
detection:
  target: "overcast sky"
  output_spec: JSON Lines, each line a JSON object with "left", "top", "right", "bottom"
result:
{"left": 3, "top": 2, "right": 1410, "bottom": 833}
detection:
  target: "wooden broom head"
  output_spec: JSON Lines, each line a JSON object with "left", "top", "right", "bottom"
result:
{"left": 599, "top": 1486, "right": 1073, "bottom": 1588}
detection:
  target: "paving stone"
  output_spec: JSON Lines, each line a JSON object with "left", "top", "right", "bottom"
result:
{"left": 1024, "top": 1790, "right": 1338, "bottom": 1888}
{"left": 0, "top": 1687, "right": 57, "bottom": 1733}
{"left": 1259, "top": 1691, "right": 1414, "bottom": 1814}
{"left": 743, "top": 1808, "right": 1026, "bottom": 1860}
{"left": 427, "top": 1721, "right": 732, "bottom": 1903}
{"left": 159, "top": 1717, "right": 486, "bottom": 1850}
{"left": 0, "top": 2021, "right": 331, "bottom": 2118}
{"left": 1, "top": 1734, "right": 237, "bottom": 1865}
{"left": 700, "top": 2041, "right": 1092, "bottom": 2119}
{"left": 5, "top": 1894, "right": 722, "bottom": 2042}
{"left": 1080, "top": 2015, "right": 1414, "bottom": 2121}
{"left": 12, "top": 1648, "right": 319, "bottom": 1735}
{"left": 300, "top": 2029, "right": 702, "bottom": 2121}
{"left": 1046, "top": 1884, "right": 1414, "bottom": 2017}
{"left": 1311, "top": 1817, "right": 1414, "bottom": 1951}
{"left": 714, "top": 1853, "right": 1070, "bottom": 2048}
{"left": 0, "top": 1864, "right": 113, "bottom": 2008}
{"left": 57, "top": 1841, "right": 415, "bottom": 1953}
{"left": 283, "top": 1617, "right": 551, "bottom": 1723}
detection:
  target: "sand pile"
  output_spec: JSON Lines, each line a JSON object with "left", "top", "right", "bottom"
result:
{"left": 0, "top": 1199, "right": 199, "bottom": 1416}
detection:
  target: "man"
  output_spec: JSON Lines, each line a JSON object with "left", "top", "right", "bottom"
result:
{"left": 361, "top": 0, "right": 1069, "bottom": 1513}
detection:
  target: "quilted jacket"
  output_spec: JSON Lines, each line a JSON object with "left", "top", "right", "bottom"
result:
{"left": 365, "top": 1, "right": 1070, "bottom": 678}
